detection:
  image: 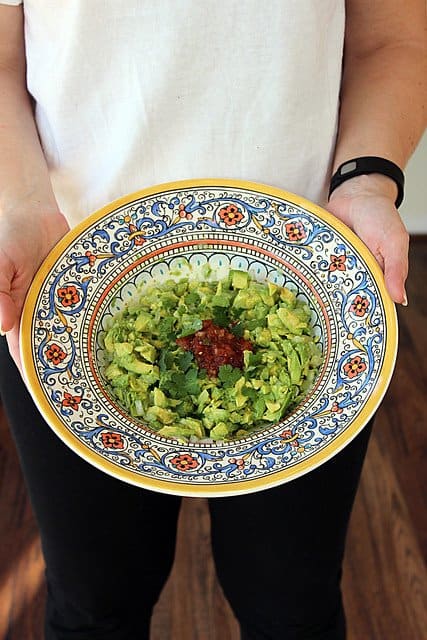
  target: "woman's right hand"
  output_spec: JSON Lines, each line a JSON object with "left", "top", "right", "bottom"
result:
{"left": 0, "top": 206, "right": 70, "bottom": 370}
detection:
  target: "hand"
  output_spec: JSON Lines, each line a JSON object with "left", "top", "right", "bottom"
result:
{"left": 0, "top": 207, "right": 70, "bottom": 369}
{"left": 327, "top": 173, "right": 409, "bottom": 305}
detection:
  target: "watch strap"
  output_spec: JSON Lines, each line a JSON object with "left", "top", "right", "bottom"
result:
{"left": 328, "top": 156, "right": 404, "bottom": 208}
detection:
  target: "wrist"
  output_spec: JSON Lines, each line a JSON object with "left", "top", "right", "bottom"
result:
{"left": 0, "top": 188, "right": 61, "bottom": 219}
{"left": 328, "top": 173, "right": 398, "bottom": 203}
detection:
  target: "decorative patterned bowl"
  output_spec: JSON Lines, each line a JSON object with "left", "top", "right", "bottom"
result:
{"left": 20, "top": 179, "right": 397, "bottom": 496}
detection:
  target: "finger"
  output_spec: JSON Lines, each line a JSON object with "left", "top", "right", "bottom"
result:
{"left": 383, "top": 237, "right": 409, "bottom": 305}
{"left": 0, "top": 290, "right": 18, "bottom": 333}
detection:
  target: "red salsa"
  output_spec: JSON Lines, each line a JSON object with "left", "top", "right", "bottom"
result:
{"left": 176, "top": 319, "right": 253, "bottom": 377}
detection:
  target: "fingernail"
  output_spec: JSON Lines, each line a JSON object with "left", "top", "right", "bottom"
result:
{"left": 402, "top": 291, "right": 408, "bottom": 307}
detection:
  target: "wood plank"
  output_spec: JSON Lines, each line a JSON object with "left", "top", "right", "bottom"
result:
{"left": 0, "top": 405, "right": 46, "bottom": 639}
{"left": 343, "top": 420, "right": 427, "bottom": 640}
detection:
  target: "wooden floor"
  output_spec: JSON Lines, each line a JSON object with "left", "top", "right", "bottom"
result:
{"left": 1, "top": 238, "right": 426, "bottom": 640}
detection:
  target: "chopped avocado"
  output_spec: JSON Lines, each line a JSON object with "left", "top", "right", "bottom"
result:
{"left": 105, "top": 362, "right": 123, "bottom": 380}
{"left": 279, "top": 286, "right": 297, "bottom": 306}
{"left": 232, "top": 289, "right": 258, "bottom": 310}
{"left": 277, "top": 306, "right": 309, "bottom": 334}
{"left": 202, "top": 407, "right": 229, "bottom": 429}
{"left": 231, "top": 269, "right": 249, "bottom": 289}
{"left": 134, "top": 310, "right": 154, "bottom": 332}
{"left": 117, "top": 355, "right": 156, "bottom": 376}
{"left": 268, "top": 281, "right": 279, "bottom": 297}
{"left": 113, "top": 342, "right": 133, "bottom": 357}
{"left": 210, "top": 422, "right": 230, "bottom": 440}
{"left": 145, "top": 405, "right": 176, "bottom": 425}
{"left": 179, "top": 417, "right": 205, "bottom": 437}
{"left": 134, "top": 341, "right": 157, "bottom": 363}
{"left": 287, "top": 347, "right": 302, "bottom": 385}
{"left": 158, "top": 420, "right": 204, "bottom": 441}
{"left": 103, "top": 268, "right": 322, "bottom": 441}
{"left": 211, "top": 291, "right": 234, "bottom": 307}
{"left": 253, "top": 327, "right": 272, "bottom": 347}
{"left": 103, "top": 332, "right": 115, "bottom": 353}
{"left": 110, "top": 373, "right": 129, "bottom": 389}
{"left": 153, "top": 387, "right": 168, "bottom": 408}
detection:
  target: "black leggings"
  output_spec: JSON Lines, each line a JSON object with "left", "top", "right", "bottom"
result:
{"left": 0, "top": 337, "right": 372, "bottom": 640}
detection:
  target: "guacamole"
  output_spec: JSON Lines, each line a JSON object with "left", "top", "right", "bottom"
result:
{"left": 103, "top": 268, "right": 322, "bottom": 441}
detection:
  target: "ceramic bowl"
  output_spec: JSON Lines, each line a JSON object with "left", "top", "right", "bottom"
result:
{"left": 20, "top": 179, "right": 397, "bottom": 496}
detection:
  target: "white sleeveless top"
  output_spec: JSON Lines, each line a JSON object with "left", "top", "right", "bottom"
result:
{"left": 4, "top": 0, "right": 345, "bottom": 227}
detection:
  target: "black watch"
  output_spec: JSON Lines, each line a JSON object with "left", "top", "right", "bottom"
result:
{"left": 328, "top": 156, "right": 404, "bottom": 208}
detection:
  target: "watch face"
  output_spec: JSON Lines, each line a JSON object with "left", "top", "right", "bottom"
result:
{"left": 340, "top": 160, "right": 358, "bottom": 175}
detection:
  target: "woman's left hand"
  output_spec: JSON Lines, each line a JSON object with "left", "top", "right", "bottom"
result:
{"left": 327, "top": 173, "right": 409, "bottom": 305}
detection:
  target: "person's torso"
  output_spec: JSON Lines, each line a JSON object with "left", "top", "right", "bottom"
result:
{"left": 22, "top": 0, "right": 345, "bottom": 226}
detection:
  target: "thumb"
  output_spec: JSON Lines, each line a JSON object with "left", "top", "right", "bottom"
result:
{"left": 0, "top": 283, "right": 24, "bottom": 373}
{"left": 383, "top": 237, "right": 409, "bottom": 305}
{"left": 0, "top": 249, "right": 19, "bottom": 333}
{"left": 0, "top": 288, "right": 19, "bottom": 334}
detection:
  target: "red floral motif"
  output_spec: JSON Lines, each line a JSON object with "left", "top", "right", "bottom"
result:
{"left": 331, "top": 402, "right": 343, "bottom": 414}
{"left": 350, "top": 294, "right": 370, "bottom": 317}
{"left": 285, "top": 221, "right": 306, "bottom": 242}
{"left": 229, "top": 457, "right": 245, "bottom": 470}
{"left": 57, "top": 285, "right": 80, "bottom": 307}
{"left": 170, "top": 453, "right": 199, "bottom": 472}
{"left": 343, "top": 355, "right": 367, "bottom": 379}
{"left": 279, "top": 429, "right": 299, "bottom": 447}
{"left": 218, "top": 204, "right": 244, "bottom": 226}
{"left": 178, "top": 203, "right": 193, "bottom": 220}
{"left": 61, "top": 392, "right": 82, "bottom": 411}
{"left": 101, "top": 432, "right": 125, "bottom": 449}
{"left": 45, "top": 343, "right": 67, "bottom": 365}
{"left": 329, "top": 254, "right": 347, "bottom": 272}
{"left": 85, "top": 250, "right": 96, "bottom": 267}
{"left": 128, "top": 223, "right": 146, "bottom": 246}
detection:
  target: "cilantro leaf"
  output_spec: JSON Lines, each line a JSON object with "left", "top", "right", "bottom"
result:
{"left": 242, "top": 386, "right": 258, "bottom": 400}
{"left": 158, "top": 317, "right": 175, "bottom": 339}
{"left": 165, "top": 367, "right": 200, "bottom": 399}
{"left": 158, "top": 348, "right": 175, "bottom": 372}
{"left": 230, "top": 321, "right": 244, "bottom": 338}
{"left": 184, "top": 292, "right": 201, "bottom": 307}
{"left": 176, "top": 350, "right": 194, "bottom": 372}
{"left": 218, "top": 365, "right": 242, "bottom": 388}
{"left": 178, "top": 317, "right": 203, "bottom": 337}
{"left": 183, "top": 368, "right": 200, "bottom": 395}
{"left": 212, "top": 306, "right": 230, "bottom": 328}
